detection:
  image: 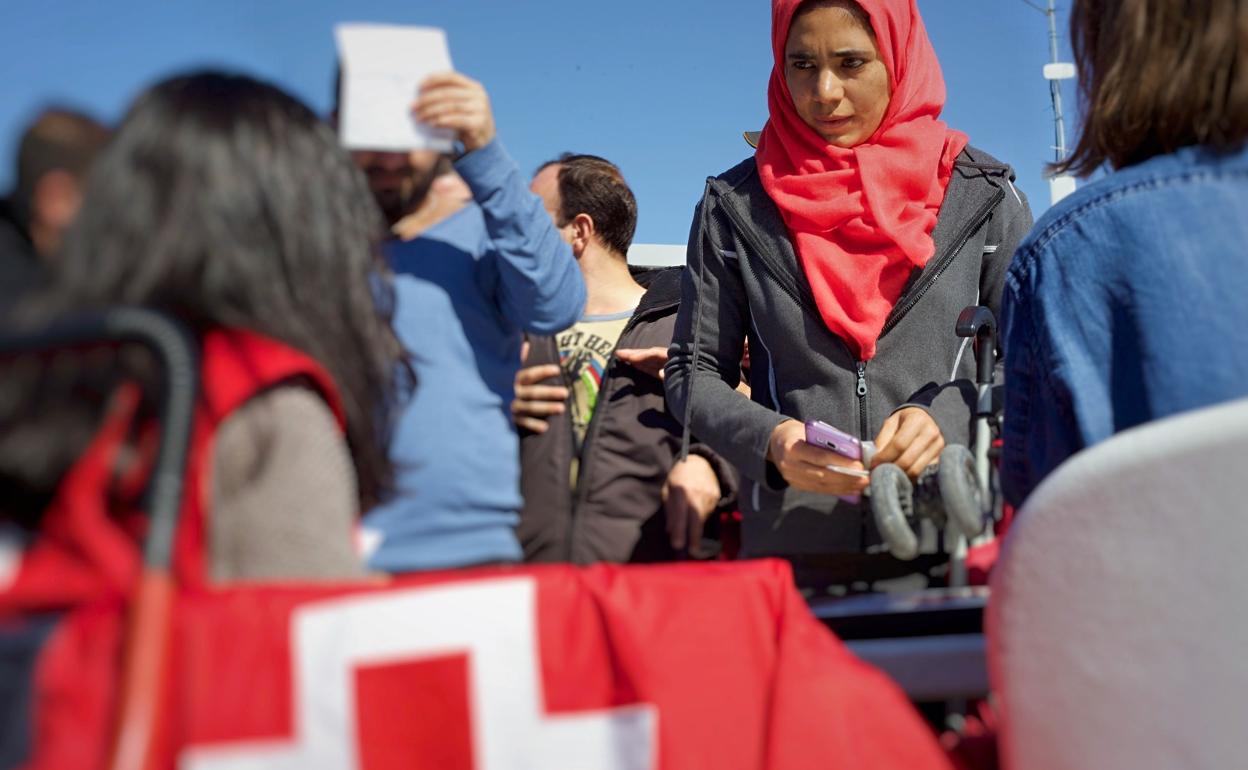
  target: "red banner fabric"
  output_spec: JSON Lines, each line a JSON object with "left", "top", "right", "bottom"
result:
{"left": 25, "top": 560, "right": 952, "bottom": 770}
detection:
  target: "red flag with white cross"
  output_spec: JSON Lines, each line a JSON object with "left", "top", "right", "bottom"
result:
{"left": 20, "top": 560, "right": 952, "bottom": 770}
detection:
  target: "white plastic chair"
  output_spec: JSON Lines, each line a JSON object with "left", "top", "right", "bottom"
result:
{"left": 988, "top": 397, "right": 1248, "bottom": 770}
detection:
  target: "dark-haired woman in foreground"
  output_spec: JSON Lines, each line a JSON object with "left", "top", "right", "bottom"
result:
{"left": 665, "top": 0, "right": 1032, "bottom": 590}
{"left": 1000, "top": 0, "right": 1248, "bottom": 506}
{"left": 4, "top": 72, "right": 408, "bottom": 582}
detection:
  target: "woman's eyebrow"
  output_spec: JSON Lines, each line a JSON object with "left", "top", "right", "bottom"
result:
{"left": 786, "top": 48, "right": 872, "bottom": 59}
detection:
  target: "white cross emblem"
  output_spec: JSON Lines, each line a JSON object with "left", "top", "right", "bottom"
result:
{"left": 181, "top": 577, "right": 657, "bottom": 770}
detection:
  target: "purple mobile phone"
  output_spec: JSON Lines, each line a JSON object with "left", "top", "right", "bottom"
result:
{"left": 804, "top": 420, "right": 867, "bottom": 503}
{"left": 804, "top": 420, "right": 862, "bottom": 460}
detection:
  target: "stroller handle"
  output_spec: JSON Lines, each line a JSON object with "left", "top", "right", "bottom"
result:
{"left": 0, "top": 307, "right": 198, "bottom": 569}
{"left": 955, "top": 305, "right": 997, "bottom": 387}
{"left": 1, "top": 308, "right": 199, "bottom": 770}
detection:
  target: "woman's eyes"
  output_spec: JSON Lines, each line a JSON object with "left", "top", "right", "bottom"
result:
{"left": 789, "top": 58, "right": 866, "bottom": 72}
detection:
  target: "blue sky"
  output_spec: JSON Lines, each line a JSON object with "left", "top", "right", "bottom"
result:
{"left": 0, "top": 0, "right": 1075, "bottom": 244}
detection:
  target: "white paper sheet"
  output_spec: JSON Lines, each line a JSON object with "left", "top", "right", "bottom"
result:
{"left": 335, "top": 23, "right": 456, "bottom": 153}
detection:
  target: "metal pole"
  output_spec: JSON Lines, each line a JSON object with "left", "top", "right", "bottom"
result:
{"left": 1048, "top": 0, "right": 1068, "bottom": 163}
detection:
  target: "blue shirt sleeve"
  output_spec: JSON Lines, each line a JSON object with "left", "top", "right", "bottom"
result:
{"left": 454, "top": 139, "right": 586, "bottom": 334}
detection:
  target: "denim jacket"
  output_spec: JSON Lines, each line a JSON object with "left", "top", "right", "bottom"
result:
{"left": 1000, "top": 143, "right": 1248, "bottom": 506}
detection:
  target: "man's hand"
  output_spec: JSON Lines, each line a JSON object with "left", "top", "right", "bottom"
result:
{"left": 615, "top": 346, "right": 668, "bottom": 381}
{"left": 870, "top": 407, "right": 944, "bottom": 479}
{"left": 766, "top": 420, "right": 869, "bottom": 497}
{"left": 414, "top": 72, "right": 496, "bottom": 153}
{"left": 663, "top": 455, "right": 722, "bottom": 557}
{"left": 512, "top": 363, "right": 567, "bottom": 434}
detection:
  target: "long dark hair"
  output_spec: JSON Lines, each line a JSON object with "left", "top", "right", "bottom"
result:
{"left": 1058, "top": 0, "right": 1248, "bottom": 175}
{"left": 15, "top": 71, "right": 409, "bottom": 511}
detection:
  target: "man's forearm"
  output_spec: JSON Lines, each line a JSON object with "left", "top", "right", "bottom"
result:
{"left": 455, "top": 139, "right": 585, "bottom": 333}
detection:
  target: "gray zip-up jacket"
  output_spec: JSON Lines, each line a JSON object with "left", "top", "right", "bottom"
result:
{"left": 664, "top": 147, "right": 1032, "bottom": 585}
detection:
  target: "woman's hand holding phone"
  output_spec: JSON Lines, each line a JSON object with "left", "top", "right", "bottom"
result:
{"left": 767, "top": 420, "right": 869, "bottom": 497}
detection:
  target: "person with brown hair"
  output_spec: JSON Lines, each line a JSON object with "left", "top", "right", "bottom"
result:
{"left": 1000, "top": 0, "right": 1248, "bottom": 505}
{"left": 0, "top": 107, "right": 109, "bottom": 312}
{"left": 515, "top": 154, "right": 737, "bottom": 563}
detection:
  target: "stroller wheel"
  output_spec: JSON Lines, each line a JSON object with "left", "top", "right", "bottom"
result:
{"left": 869, "top": 463, "right": 920, "bottom": 561}
{"left": 937, "top": 444, "right": 985, "bottom": 539}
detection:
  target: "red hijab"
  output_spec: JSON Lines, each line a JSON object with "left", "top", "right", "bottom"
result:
{"left": 756, "top": 0, "right": 967, "bottom": 360}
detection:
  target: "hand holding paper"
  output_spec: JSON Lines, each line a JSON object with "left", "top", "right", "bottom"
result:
{"left": 414, "top": 72, "right": 497, "bottom": 153}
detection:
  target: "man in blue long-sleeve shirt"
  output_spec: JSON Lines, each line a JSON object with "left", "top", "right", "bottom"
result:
{"left": 353, "top": 72, "right": 586, "bottom": 571}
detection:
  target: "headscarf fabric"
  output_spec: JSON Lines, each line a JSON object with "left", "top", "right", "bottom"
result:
{"left": 755, "top": 0, "right": 967, "bottom": 360}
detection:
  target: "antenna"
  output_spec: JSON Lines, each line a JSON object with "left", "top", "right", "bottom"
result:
{"left": 1040, "top": 0, "right": 1077, "bottom": 203}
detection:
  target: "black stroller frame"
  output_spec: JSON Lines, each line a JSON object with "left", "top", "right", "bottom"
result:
{"left": 866, "top": 305, "right": 1003, "bottom": 586}
{"left": 0, "top": 309, "right": 198, "bottom": 770}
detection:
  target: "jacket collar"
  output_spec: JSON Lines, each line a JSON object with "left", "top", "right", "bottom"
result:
{"left": 626, "top": 266, "right": 682, "bottom": 328}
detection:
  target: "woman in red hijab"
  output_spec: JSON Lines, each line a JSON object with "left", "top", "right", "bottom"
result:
{"left": 665, "top": 0, "right": 1032, "bottom": 590}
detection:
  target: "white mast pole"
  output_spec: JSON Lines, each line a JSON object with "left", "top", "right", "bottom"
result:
{"left": 1042, "top": 0, "right": 1077, "bottom": 203}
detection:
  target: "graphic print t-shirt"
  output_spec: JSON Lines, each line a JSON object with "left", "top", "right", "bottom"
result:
{"left": 558, "top": 310, "right": 633, "bottom": 455}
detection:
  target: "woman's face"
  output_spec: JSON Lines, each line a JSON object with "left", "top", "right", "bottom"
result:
{"left": 784, "top": 3, "right": 891, "bottom": 147}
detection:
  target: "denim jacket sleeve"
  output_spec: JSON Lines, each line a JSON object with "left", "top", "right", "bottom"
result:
{"left": 999, "top": 240, "right": 1085, "bottom": 508}
{"left": 455, "top": 139, "right": 586, "bottom": 334}
{"left": 999, "top": 261, "right": 1044, "bottom": 507}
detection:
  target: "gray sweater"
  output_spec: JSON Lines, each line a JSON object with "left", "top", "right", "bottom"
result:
{"left": 210, "top": 386, "right": 365, "bottom": 582}
{"left": 664, "top": 148, "right": 1032, "bottom": 583}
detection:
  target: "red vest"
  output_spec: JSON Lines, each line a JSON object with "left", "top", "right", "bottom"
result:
{"left": 0, "top": 328, "right": 345, "bottom": 613}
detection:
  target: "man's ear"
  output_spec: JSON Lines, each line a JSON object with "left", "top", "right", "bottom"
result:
{"left": 570, "top": 212, "right": 595, "bottom": 255}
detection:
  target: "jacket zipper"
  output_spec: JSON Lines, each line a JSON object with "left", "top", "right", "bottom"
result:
{"left": 878, "top": 186, "right": 1005, "bottom": 339}
{"left": 560, "top": 354, "right": 581, "bottom": 561}
{"left": 717, "top": 189, "right": 869, "bottom": 415}
{"left": 856, "top": 361, "right": 869, "bottom": 440}
{"left": 564, "top": 304, "right": 669, "bottom": 560}
{"left": 716, "top": 193, "right": 820, "bottom": 319}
